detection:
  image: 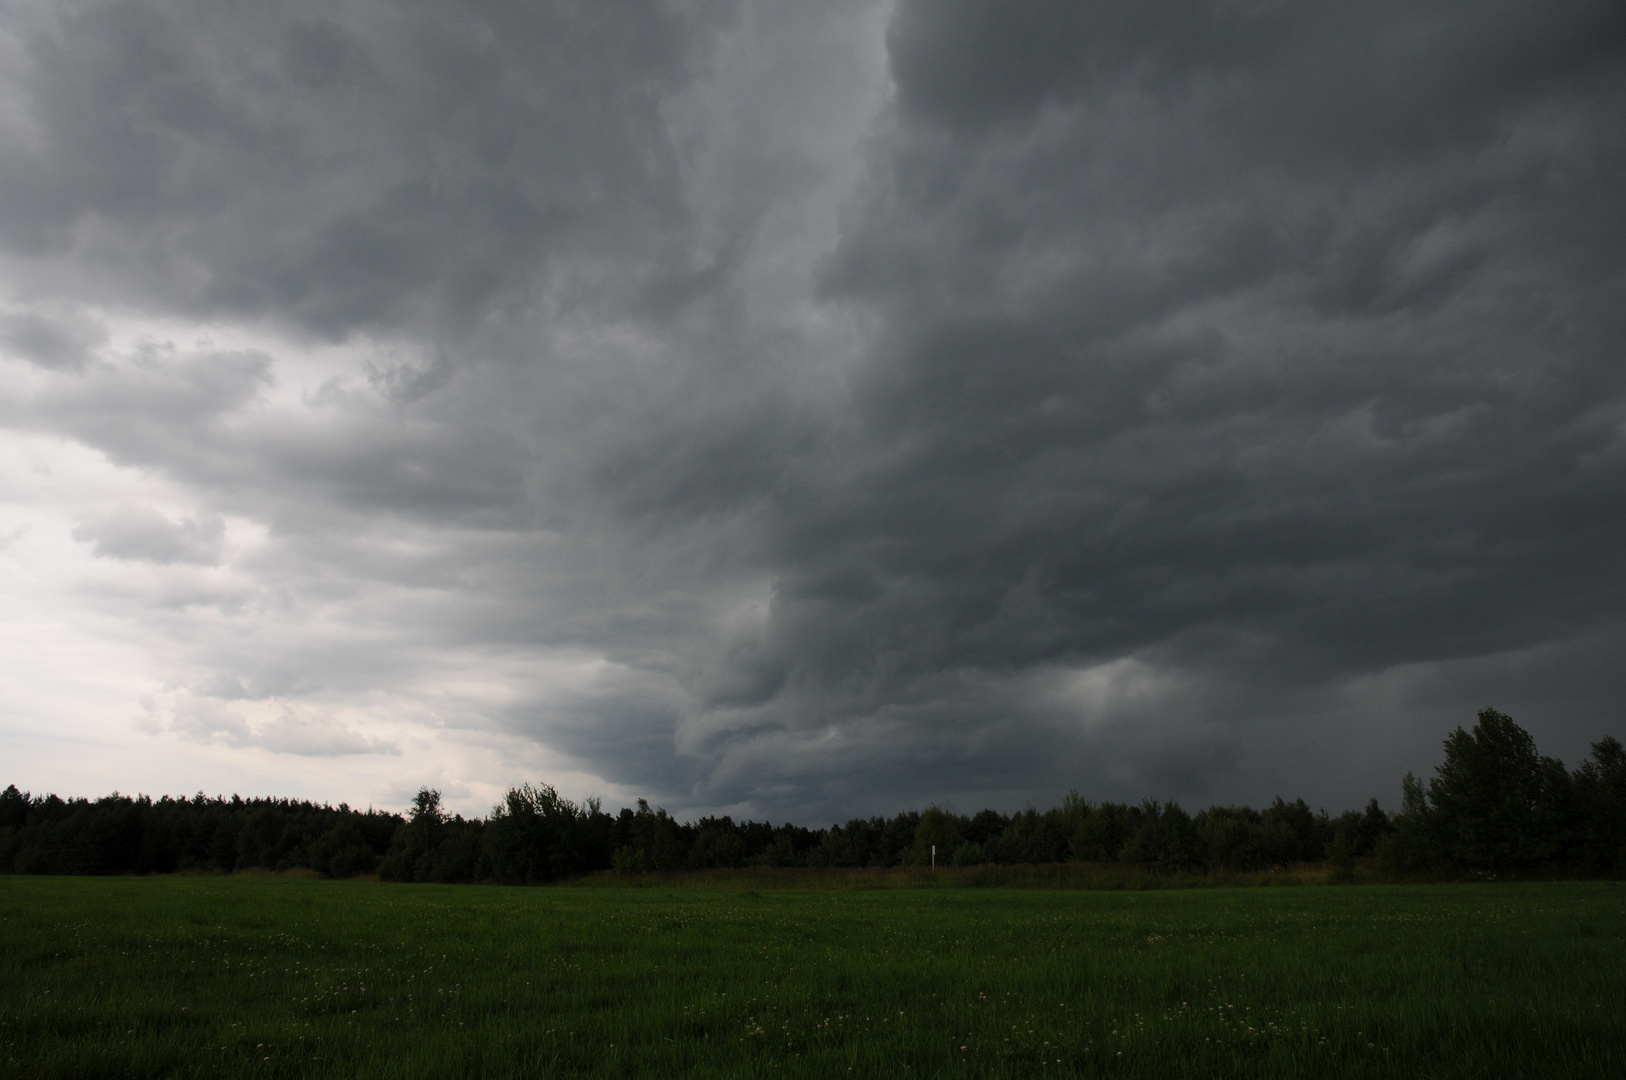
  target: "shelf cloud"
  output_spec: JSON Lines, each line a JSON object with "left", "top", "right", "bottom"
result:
{"left": 1, "top": 0, "right": 1622, "bottom": 820}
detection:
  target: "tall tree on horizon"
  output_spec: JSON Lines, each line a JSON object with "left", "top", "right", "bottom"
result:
{"left": 1426, "top": 708, "right": 1573, "bottom": 872}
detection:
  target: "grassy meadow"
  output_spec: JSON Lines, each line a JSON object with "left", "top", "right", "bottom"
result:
{"left": 2, "top": 875, "right": 1623, "bottom": 1078}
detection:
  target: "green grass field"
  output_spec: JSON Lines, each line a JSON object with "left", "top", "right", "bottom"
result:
{"left": 2, "top": 876, "right": 1623, "bottom": 1078}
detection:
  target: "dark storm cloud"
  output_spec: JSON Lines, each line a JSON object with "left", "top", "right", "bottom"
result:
{"left": 557, "top": 0, "right": 1626, "bottom": 813}
{"left": 1, "top": 0, "right": 718, "bottom": 336}
{"left": 0, "top": 308, "right": 105, "bottom": 370}
{"left": 2, "top": 0, "right": 1623, "bottom": 818}
{"left": 1, "top": 339, "right": 531, "bottom": 529}
{"left": 886, "top": 0, "right": 1624, "bottom": 150}
{"left": 734, "top": 0, "right": 1626, "bottom": 810}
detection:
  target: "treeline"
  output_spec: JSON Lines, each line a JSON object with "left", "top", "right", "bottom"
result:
{"left": 0, "top": 792, "right": 399, "bottom": 878}
{"left": 2, "top": 709, "right": 1622, "bottom": 882}
{"left": 1384, "top": 710, "right": 1624, "bottom": 877}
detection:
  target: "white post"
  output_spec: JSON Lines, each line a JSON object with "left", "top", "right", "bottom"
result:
{"left": 931, "top": 844, "right": 935, "bottom": 870}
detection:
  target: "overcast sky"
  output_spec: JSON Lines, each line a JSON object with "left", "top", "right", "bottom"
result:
{"left": 2, "top": 0, "right": 1623, "bottom": 822}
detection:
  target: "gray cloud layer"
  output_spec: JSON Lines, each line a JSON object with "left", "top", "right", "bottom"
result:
{"left": 1, "top": 0, "right": 1622, "bottom": 819}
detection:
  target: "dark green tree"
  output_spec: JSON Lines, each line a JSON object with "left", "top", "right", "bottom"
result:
{"left": 1121, "top": 800, "right": 1205, "bottom": 872}
{"left": 309, "top": 820, "right": 379, "bottom": 878}
{"left": 484, "top": 783, "right": 587, "bottom": 883}
{"left": 1572, "top": 736, "right": 1626, "bottom": 874}
{"left": 688, "top": 821, "right": 748, "bottom": 869}
{"left": 1426, "top": 708, "right": 1572, "bottom": 873}
{"left": 1378, "top": 771, "right": 1436, "bottom": 873}
{"left": 1196, "top": 805, "right": 1266, "bottom": 870}
{"left": 614, "top": 799, "right": 685, "bottom": 872}
{"left": 994, "top": 807, "right": 1068, "bottom": 865}
{"left": 380, "top": 787, "right": 482, "bottom": 882}
{"left": 907, "top": 805, "right": 959, "bottom": 867}
{"left": 1069, "top": 801, "right": 1134, "bottom": 863}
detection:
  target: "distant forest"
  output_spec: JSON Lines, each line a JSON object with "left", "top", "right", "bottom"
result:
{"left": 3, "top": 710, "right": 1622, "bottom": 883}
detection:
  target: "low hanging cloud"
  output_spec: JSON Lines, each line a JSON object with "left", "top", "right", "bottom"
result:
{"left": 0, "top": 309, "right": 106, "bottom": 371}
{"left": 73, "top": 504, "right": 226, "bottom": 566}
{"left": 0, "top": 0, "right": 1622, "bottom": 819}
{"left": 157, "top": 695, "right": 399, "bottom": 758}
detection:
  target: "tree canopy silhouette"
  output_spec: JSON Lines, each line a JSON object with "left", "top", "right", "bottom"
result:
{"left": 3, "top": 709, "right": 1621, "bottom": 881}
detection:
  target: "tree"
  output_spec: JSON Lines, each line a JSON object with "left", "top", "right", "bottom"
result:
{"left": 1197, "top": 805, "right": 1266, "bottom": 871}
{"left": 485, "top": 783, "right": 585, "bottom": 883}
{"left": 1426, "top": 708, "right": 1571, "bottom": 873}
{"left": 410, "top": 788, "right": 446, "bottom": 826}
{"left": 310, "top": 821, "right": 379, "bottom": 878}
{"left": 1572, "top": 736, "right": 1626, "bottom": 873}
{"left": 0, "top": 785, "right": 27, "bottom": 830}
{"left": 381, "top": 787, "right": 464, "bottom": 882}
{"left": 614, "top": 799, "right": 685, "bottom": 872}
{"left": 688, "top": 821, "right": 748, "bottom": 869}
{"left": 995, "top": 807, "right": 1068, "bottom": 865}
{"left": 907, "top": 806, "right": 959, "bottom": 867}
{"left": 1070, "top": 801, "right": 1134, "bottom": 863}
{"left": 1386, "top": 771, "right": 1433, "bottom": 870}
{"left": 1121, "top": 801, "right": 1205, "bottom": 872}
{"left": 1327, "top": 798, "right": 1391, "bottom": 879}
